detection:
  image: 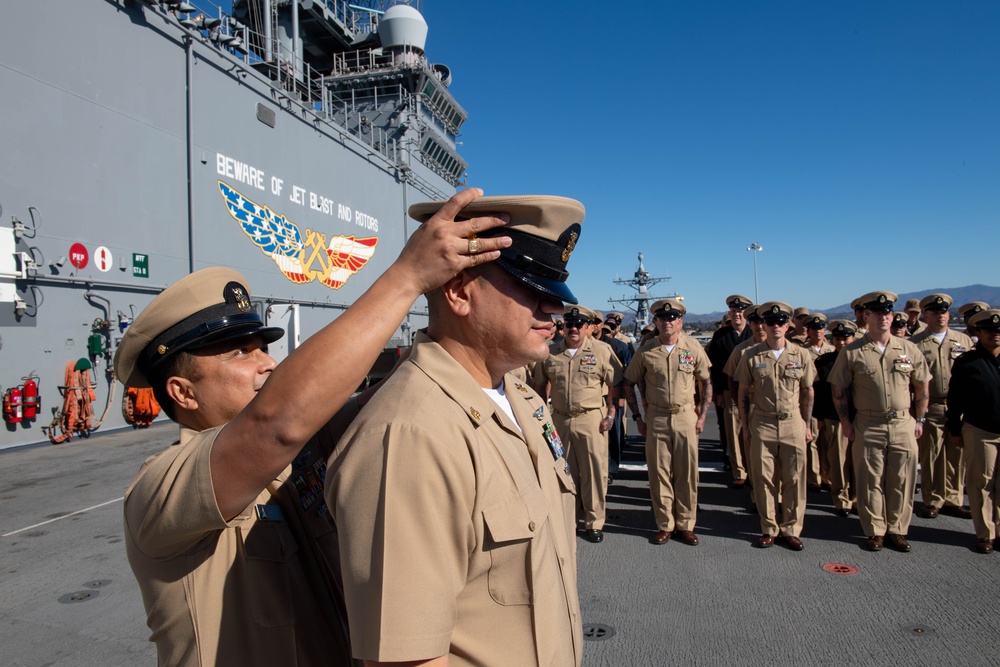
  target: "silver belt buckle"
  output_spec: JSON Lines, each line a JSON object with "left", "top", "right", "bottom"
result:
{"left": 777, "top": 411, "right": 789, "bottom": 421}
{"left": 886, "top": 410, "right": 898, "bottom": 420}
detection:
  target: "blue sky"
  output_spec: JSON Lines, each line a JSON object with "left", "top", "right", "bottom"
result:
{"left": 417, "top": 0, "right": 999, "bottom": 315}
{"left": 206, "top": 1, "right": 999, "bottom": 315}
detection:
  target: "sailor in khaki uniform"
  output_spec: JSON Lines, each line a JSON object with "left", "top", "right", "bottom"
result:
{"left": 788, "top": 306, "right": 810, "bottom": 346}
{"left": 735, "top": 302, "right": 815, "bottom": 550}
{"left": 113, "top": 188, "right": 510, "bottom": 666}
{"left": 329, "top": 195, "right": 584, "bottom": 666}
{"left": 705, "top": 295, "right": 754, "bottom": 488}
{"left": 946, "top": 309, "right": 1000, "bottom": 554}
{"left": 625, "top": 299, "right": 712, "bottom": 546}
{"left": 904, "top": 298, "right": 926, "bottom": 337}
{"left": 828, "top": 291, "right": 930, "bottom": 553}
{"left": 815, "top": 320, "right": 858, "bottom": 516}
{"left": 535, "top": 305, "right": 623, "bottom": 543}
{"left": 959, "top": 301, "right": 990, "bottom": 341}
{"left": 910, "top": 293, "right": 974, "bottom": 518}
{"left": 722, "top": 305, "right": 765, "bottom": 502}
{"left": 800, "top": 313, "right": 835, "bottom": 489}
{"left": 851, "top": 297, "right": 869, "bottom": 337}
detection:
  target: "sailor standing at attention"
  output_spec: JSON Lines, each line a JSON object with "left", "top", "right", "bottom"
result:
{"left": 625, "top": 299, "right": 712, "bottom": 546}
{"left": 828, "top": 291, "right": 930, "bottom": 553}
{"left": 800, "top": 313, "right": 835, "bottom": 491}
{"left": 328, "top": 195, "right": 585, "bottom": 666}
{"left": 909, "top": 293, "right": 974, "bottom": 519}
{"left": 814, "top": 320, "right": 858, "bottom": 517}
{"left": 946, "top": 309, "right": 1000, "bottom": 554}
{"left": 706, "top": 295, "right": 754, "bottom": 487}
{"left": 535, "top": 305, "right": 623, "bottom": 543}
{"left": 735, "top": 302, "right": 815, "bottom": 550}
{"left": 113, "top": 187, "right": 509, "bottom": 666}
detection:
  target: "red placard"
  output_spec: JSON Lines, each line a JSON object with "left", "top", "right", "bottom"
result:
{"left": 69, "top": 243, "right": 89, "bottom": 269}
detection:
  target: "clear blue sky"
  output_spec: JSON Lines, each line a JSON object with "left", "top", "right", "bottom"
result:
{"left": 419, "top": 0, "right": 999, "bottom": 315}
{"left": 208, "top": 1, "right": 1000, "bottom": 315}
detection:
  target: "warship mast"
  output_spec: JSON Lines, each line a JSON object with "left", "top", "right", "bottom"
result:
{"left": 608, "top": 253, "right": 680, "bottom": 334}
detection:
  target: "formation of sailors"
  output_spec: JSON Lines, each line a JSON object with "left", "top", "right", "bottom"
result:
{"left": 541, "top": 291, "right": 1000, "bottom": 555}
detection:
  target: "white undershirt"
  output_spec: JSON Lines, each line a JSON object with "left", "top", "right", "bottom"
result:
{"left": 483, "top": 380, "right": 522, "bottom": 433}
{"left": 876, "top": 344, "right": 887, "bottom": 353}
{"left": 566, "top": 347, "right": 579, "bottom": 357}
{"left": 932, "top": 332, "right": 947, "bottom": 343}
{"left": 663, "top": 344, "right": 676, "bottom": 353}
{"left": 770, "top": 348, "right": 784, "bottom": 360}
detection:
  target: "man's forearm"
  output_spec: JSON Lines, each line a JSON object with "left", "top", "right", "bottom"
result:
{"left": 800, "top": 386, "right": 814, "bottom": 423}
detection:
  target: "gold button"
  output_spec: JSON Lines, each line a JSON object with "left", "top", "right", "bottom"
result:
{"left": 528, "top": 521, "right": 536, "bottom": 531}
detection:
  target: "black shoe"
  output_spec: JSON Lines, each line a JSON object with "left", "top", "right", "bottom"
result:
{"left": 835, "top": 508, "right": 850, "bottom": 518}
{"left": 941, "top": 505, "right": 973, "bottom": 519}
{"left": 583, "top": 529, "right": 604, "bottom": 543}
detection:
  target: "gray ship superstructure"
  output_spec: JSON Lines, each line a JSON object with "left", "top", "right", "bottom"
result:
{"left": 0, "top": 0, "right": 467, "bottom": 449}
{"left": 608, "top": 253, "right": 680, "bottom": 333}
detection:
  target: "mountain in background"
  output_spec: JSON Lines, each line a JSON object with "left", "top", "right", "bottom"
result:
{"left": 674, "top": 285, "right": 1000, "bottom": 326}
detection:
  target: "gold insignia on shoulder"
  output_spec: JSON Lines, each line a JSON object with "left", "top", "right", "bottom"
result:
{"left": 471, "top": 408, "right": 481, "bottom": 420}
{"left": 515, "top": 383, "right": 528, "bottom": 393}
{"left": 157, "top": 344, "right": 168, "bottom": 355}
{"left": 561, "top": 232, "right": 578, "bottom": 262}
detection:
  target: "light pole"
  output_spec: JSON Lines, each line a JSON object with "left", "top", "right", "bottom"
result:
{"left": 746, "top": 242, "right": 763, "bottom": 303}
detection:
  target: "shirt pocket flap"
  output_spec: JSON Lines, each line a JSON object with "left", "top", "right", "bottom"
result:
{"left": 483, "top": 486, "right": 549, "bottom": 545}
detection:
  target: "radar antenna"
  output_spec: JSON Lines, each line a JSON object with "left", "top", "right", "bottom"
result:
{"left": 607, "top": 253, "right": 681, "bottom": 334}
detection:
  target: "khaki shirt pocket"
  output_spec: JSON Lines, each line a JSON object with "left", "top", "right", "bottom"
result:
{"left": 482, "top": 486, "right": 550, "bottom": 606}
{"left": 242, "top": 519, "right": 300, "bottom": 628}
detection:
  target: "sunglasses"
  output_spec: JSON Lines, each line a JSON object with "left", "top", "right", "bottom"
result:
{"left": 656, "top": 313, "right": 681, "bottom": 322}
{"left": 564, "top": 318, "right": 589, "bottom": 329}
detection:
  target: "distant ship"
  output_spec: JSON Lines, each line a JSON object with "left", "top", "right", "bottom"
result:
{"left": 608, "top": 253, "right": 682, "bottom": 333}
{"left": 0, "top": 0, "right": 466, "bottom": 448}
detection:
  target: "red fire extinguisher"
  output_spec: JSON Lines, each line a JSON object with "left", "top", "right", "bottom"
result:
{"left": 22, "top": 375, "right": 39, "bottom": 420}
{"left": 3, "top": 386, "right": 23, "bottom": 424}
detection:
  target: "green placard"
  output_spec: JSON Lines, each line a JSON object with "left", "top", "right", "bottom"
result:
{"left": 132, "top": 253, "right": 149, "bottom": 278}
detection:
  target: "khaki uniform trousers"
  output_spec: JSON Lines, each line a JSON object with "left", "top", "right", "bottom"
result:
{"left": 807, "top": 416, "right": 825, "bottom": 487}
{"left": 749, "top": 412, "right": 807, "bottom": 537}
{"left": 723, "top": 390, "right": 747, "bottom": 483}
{"left": 554, "top": 409, "right": 608, "bottom": 530}
{"left": 963, "top": 423, "right": 1000, "bottom": 540}
{"left": 645, "top": 405, "right": 699, "bottom": 532}
{"left": 820, "top": 419, "right": 854, "bottom": 511}
{"left": 918, "top": 401, "right": 966, "bottom": 509}
{"left": 853, "top": 414, "right": 918, "bottom": 537}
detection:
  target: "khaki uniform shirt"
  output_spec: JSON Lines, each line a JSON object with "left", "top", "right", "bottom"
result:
{"left": 800, "top": 340, "right": 836, "bottom": 359}
{"left": 724, "top": 337, "right": 762, "bottom": 379}
{"left": 124, "top": 423, "right": 353, "bottom": 666}
{"left": 787, "top": 332, "right": 808, "bottom": 346}
{"left": 624, "top": 339, "right": 711, "bottom": 408}
{"left": 734, "top": 343, "right": 816, "bottom": 416}
{"left": 910, "top": 328, "right": 974, "bottom": 400}
{"left": 328, "top": 333, "right": 582, "bottom": 666}
{"left": 828, "top": 334, "right": 931, "bottom": 413}
{"left": 536, "top": 337, "right": 623, "bottom": 414}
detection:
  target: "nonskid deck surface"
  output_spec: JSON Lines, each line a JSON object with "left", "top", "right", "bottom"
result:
{"left": 1, "top": 409, "right": 997, "bottom": 666}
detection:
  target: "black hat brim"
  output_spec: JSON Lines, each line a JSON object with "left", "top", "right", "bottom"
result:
{"left": 497, "top": 258, "right": 578, "bottom": 304}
